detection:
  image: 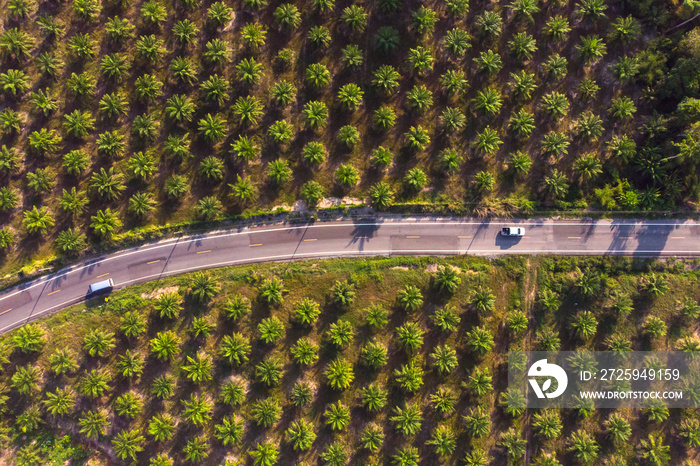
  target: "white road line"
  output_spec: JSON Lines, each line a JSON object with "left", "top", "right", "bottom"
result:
{"left": 0, "top": 219, "right": 698, "bottom": 303}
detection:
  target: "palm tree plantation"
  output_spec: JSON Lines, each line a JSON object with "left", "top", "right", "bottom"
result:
{"left": 0, "top": 255, "right": 699, "bottom": 464}
{"left": 0, "top": 0, "right": 699, "bottom": 274}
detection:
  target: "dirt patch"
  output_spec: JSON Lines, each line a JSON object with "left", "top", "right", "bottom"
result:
{"left": 425, "top": 264, "right": 462, "bottom": 273}
{"left": 391, "top": 266, "right": 409, "bottom": 270}
{"left": 140, "top": 286, "right": 179, "bottom": 300}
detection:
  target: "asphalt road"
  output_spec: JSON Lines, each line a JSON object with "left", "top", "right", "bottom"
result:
{"left": 1, "top": 217, "right": 699, "bottom": 334}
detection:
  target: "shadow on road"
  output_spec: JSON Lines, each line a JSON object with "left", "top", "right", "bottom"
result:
{"left": 347, "top": 217, "right": 381, "bottom": 251}
{"left": 606, "top": 221, "right": 676, "bottom": 256}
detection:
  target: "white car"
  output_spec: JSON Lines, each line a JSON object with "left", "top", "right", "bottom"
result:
{"left": 501, "top": 227, "right": 525, "bottom": 237}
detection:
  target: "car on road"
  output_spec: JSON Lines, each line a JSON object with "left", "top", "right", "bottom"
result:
{"left": 501, "top": 226, "right": 525, "bottom": 237}
{"left": 88, "top": 278, "right": 114, "bottom": 295}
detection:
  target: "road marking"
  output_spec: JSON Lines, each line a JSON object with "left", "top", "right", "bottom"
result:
{"left": 671, "top": 236, "right": 686, "bottom": 239}
{"left": 523, "top": 236, "right": 531, "bottom": 238}
{"left": 355, "top": 236, "right": 369, "bottom": 239}
{"left": 0, "top": 309, "right": 11, "bottom": 316}
{"left": 303, "top": 239, "right": 317, "bottom": 242}
{"left": 3, "top": 219, "right": 700, "bottom": 304}
{"left": 196, "top": 250, "right": 211, "bottom": 254}
{"left": 47, "top": 290, "right": 60, "bottom": 296}
{"left": 406, "top": 236, "right": 421, "bottom": 239}
{"left": 249, "top": 243, "right": 262, "bottom": 247}
{"left": 458, "top": 235, "right": 472, "bottom": 238}
{"left": 568, "top": 236, "right": 582, "bottom": 239}
{"left": 96, "top": 273, "right": 109, "bottom": 278}
{"left": 147, "top": 260, "right": 161, "bottom": 265}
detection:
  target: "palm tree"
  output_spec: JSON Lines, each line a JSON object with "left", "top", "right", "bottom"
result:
{"left": 273, "top": 3, "right": 301, "bottom": 30}
{"left": 149, "top": 331, "right": 180, "bottom": 360}
{"left": 233, "top": 95, "right": 263, "bottom": 126}
{"left": 48, "top": 348, "right": 77, "bottom": 375}
{"left": 115, "top": 351, "right": 147, "bottom": 380}
{"left": 342, "top": 44, "right": 363, "bottom": 68}
{"left": 308, "top": 25, "right": 331, "bottom": 48}
{"left": 114, "top": 392, "right": 143, "bottom": 419}
{"left": 369, "top": 182, "right": 394, "bottom": 209}
{"left": 78, "top": 410, "right": 108, "bottom": 439}
{"left": 66, "top": 72, "right": 95, "bottom": 100}
{"left": 431, "top": 305, "right": 460, "bottom": 332}
{"left": 571, "top": 311, "right": 598, "bottom": 339}
{"left": 119, "top": 311, "right": 145, "bottom": 338}
{"left": 257, "top": 317, "right": 284, "bottom": 344}
{"left": 464, "top": 406, "right": 491, "bottom": 437}
{"left": 242, "top": 22, "right": 267, "bottom": 49}
{"left": 268, "top": 120, "right": 294, "bottom": 145}
{"left": 30, "top": 89, "right": 57, "bottom": 117}
{"left": 577, "top": 35, "right": 607, "bottom": 63}
{"left": 302, "top": 101, "right": 329, "bottom": 128}
{"left": 112, "top": 428, "right": 145, "bottom": 461}
{"left": 219, "top": 381, "right": 244, "bottom": 405}
{"left": 90, "top": 209, "right": 122, "bottom": 238}
{"left": 11, "top": 364, "right": 40, "bottom": 394}
{"left": 256, "top": 357, "right": 283, "bottom": 387}
{"left": 182, "top": 353, "right": 213, "bottom": 384}
{"left": 327, "top": 320, "right": 354, "bottom": 348}
{"left": 189, "top": 272, "right": 218, "bottom": 302}
{"left": 443, "top": 27, "right": 471, "bottom": 56}
{"left": 29, "top": 128, "right": 62, "bottom": 156}
{"left": 148, "top": 413, "right": 175, "bottom": 442}
{"left": 567, "top": 430, "right": 599, "bottom": 465}
{"left": 544, "top": 15, "right": 571, "bottom": 42}
{"left": 605, "top": 413, "right": 631, "bottom": 444}
{"left": 78, "top": 368, "right": 112, "bottom": 398}
{"left": 405, "top": 126, "right": 431, "bottom": 152}
{"left": 182, "top": 394, "right": 213, "bottom": 426}
{"left": 100, "top": 53, "right": 130, "bottom": 81}
{"left": 0, "top": 28, "right": 34, "bottom": 60}
{"left": 289, "top": 381, "right": 313, "bottom": 407}
{"left": 360, "top": 383, "right": 388, "bottom": 410}
{"left": 509, "top": 32, "right": 537, "bottom": 60}
{"left": 639, "top": 434, "right": 670, "bottom": 466}
{"left": 259, "top": 277, "right": 285, "bottom": 305}
{"left": 0, "top": 69, "right": 29, "bottom": 97}
{"left": 270, "top": 80, "right": 295, "bottom": 107}
{"left": 301, "top": 181, "right": 324, "bottom": 208}
{"left": 428, "top": 425, "right": 456, "bottom": 457}
{"left": 63, "top": 110, "right": 95, "bottom": 139}
{"left": 374, "top": 26, "right": 400, "bottom": 54}
{"left": 406, "top": 84, "right": 433, "bottom": 113}
{"left": 430, "top": 345, "right": 458, "bottom": 374}
{"left": 166, "top": 94, "right": 195, "bottom": 123}
{"left": 217, "top": 333, "right": 250, "bottom": 367}
{"left": 90, "top": 167, "right": 125, "bottom": 201}
{"left": 151, "top": 374, "right": 175, "bottom": 399}
{"left": 306, "top": 63, "right": 331, "bottom": 88}
{"left": 196, "top": 196, "right": 223, "bottom": 221}
{"left": 329, "top": 280, "right": 355, "bottom": 307}
{"left": 324, "top": 401, "right": 350, "bottom": 431}
{"left": 250, "top": 442, "right": 279, "bottom": 466}
{"left": 435, "top": 265, "right": 462, "bottom": 295}
{"left": 361, "top": 341, "right": 388, "bottom": 369}
{"left": 541, "top": 92, "right": 570, "bottom": 117}
{"left": 214, "top": 415, "right": 244, "bottom": 446}
{"left": 83, "top": 329, "right": 115, "bottom": 357}
{"left": 251, "top": 397, "right": 281, "bottom": 426}
{"left": 609, "top": 96, "right": 637, "bottom": 120}
{"left": 609, "top": 16, "right": 641, "bottom": 44}
{"left": 394, "top": 360, "right": 424, "bottom": 393}
{"left": 474, "top": 49, "right": 502, "bottom": 75}
{"left": 96, "top": 131, "right": 125, "bottom": 159}
{"left": 532, "top": 410, "right": 562, "bottom": 439}
{"left": 236, "top": 57, "right": 265, "bottom": 86}
{"left": 23, "top": 205, "right": 54, "bottom": 235}
{"left": 26, "top": 168, "right": 55, "bottom": 195}
{"left": 391, "top": 403, "right": 423, "bottom": 436}
{"left": 337, "top": 83, "right": 363, "bottom": 110}
{"left": 325, "top": 357, "right": 354, "bottom": 390}
{"left": 372, "top": 65, "right": 400, "bottom": 94}
{"left": 406, "top": 46, "right": 434, "bottom": 75}
{"left": 466, "top": 326, "right": 494, "bottom": 355}
{"left": 509, "top": 109, "right": 535, "bottom": 138}
{"left": 576, "top": 0, "right": 607, "bottom": 22}
{"left": 499, "top": 428, "right": 526, "bottom": 462}
{"left": 98, "top": 93, "right": 128, "bottom": 120}
{"left": 0, "top": 228, "right": 14, "bottom": 250}
{"left": 131, "top": 113, "right": 160, "bottom": 143}
{"left": 173, "top": 19, "right": 198, "bottom": 45}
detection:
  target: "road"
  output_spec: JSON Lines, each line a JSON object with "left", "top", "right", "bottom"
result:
{"left": 0, "top": 216, "right": 699, "bottom": 333}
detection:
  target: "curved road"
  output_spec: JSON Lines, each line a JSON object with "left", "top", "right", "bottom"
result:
{"left": 1, "top": 216, "right": 699, "bottom": 333}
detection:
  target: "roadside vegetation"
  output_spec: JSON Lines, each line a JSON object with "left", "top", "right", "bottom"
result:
{"left": 0, "top": 255, "right": 699, "bottom": 464}
{"left": 1, "top": 0, "right": 700, "bottom": 273}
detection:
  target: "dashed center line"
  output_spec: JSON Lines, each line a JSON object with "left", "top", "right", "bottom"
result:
{"left": 0, "top": 308, "right": 12, "bottom": 316}
{"left": 406, "top": 236, "right": 421, "bottom": 239}
{"left": 96, "top": 273, "right": 109, "bottom": 278}
{"left": 303, "top": 239, "right": 317, "bottom": 242}
{"left": 568, "top": 236, "right": 582, "bottom": 239}
{"left": 47, "top": 290, "right": 60, "bottom": 296}
{"left": 249, "top": 243, "right": 263, "bottom": 247}
{"left": 147, "top": 260, "right": 161, "bottom": 265}
{"left": 196, "top": 250, "right": 211, "bottom": 254}
{"left": 458, "top": 235, "right": 472, "bottom": 238}
{"left": 355, "top": 236, "right": 369, "bottom": 239}
{"left": 671, "top": 236, "right": 686, "bottom": 239}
